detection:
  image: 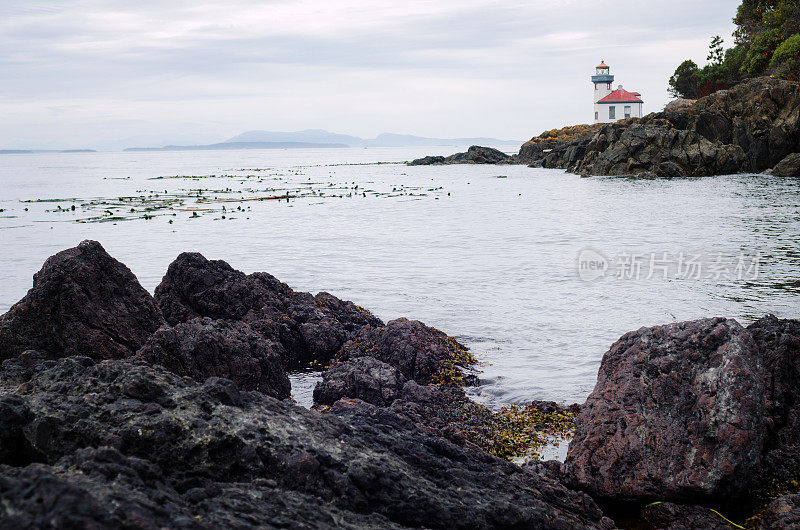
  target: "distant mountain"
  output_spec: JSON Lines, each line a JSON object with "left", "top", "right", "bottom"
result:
{"left": 224, "top": 129, "right": 521, "bottom": 147}
{"left": 226, "top": 129, "right": 364, "bottom": 146}
{"left": 123, "top": 141, "right": 348, "bottom": 152}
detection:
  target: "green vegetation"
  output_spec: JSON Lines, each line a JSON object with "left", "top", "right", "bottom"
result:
{"left": 430, "top": 335, "right": 477, "bottom": 387}
{"left": 669, "top": 0, "right": 800, "bottom": 98}
{"left": 439, "top": 400, "right": 576, "bottom": 461}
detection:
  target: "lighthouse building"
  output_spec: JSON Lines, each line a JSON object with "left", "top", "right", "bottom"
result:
{"left": 592, "top": 61, "right": 643, "bottom": 124}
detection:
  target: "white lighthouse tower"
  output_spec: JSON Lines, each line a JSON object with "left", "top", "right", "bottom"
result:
{"left": 592, "top": 60, "right": 644, "bottom": 123}
{"left": 592, "top": 60, "right": 614, "bottom": 106}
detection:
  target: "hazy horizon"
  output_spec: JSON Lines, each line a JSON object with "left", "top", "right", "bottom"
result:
{"left": 2, "top": 1, "right": 737, "bottom": 150}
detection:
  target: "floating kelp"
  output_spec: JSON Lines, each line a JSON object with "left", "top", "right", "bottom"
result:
{"left": 12, "top": 167, "right": 449, "bottom": 224}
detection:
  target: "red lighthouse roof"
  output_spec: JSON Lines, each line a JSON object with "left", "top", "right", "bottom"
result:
{"left": 596, "top": 60, "right": 609, "bottom": 69}
{"left": 597, "top": 87, "right": 643, "bottom": 104}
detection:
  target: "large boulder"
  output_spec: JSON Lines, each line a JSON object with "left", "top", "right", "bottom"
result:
{"left": 0, "top": 355, "right": 612, "bottom": 529}
{"left": 0, "top": 240, "right": 164, "bottom": 360}
{"left": 340, "top": 318, "right": 476, "bottom": 385}
{"left": 772, "top": 152, "right": 800, "bottom": 177}
{"left": 564, "top": 317, "right": 766, "bottom": 501}
{"left": 313, "top": 356, "right": 406, "bottom": 407}
{"left": 134, "top": 317, "right": 291, "bottom": 400}
{"left": 154, "top": 252, "right": 382, "bottom": 368}
{"left": 408, "top": 146, "right": 513, "bottom": 165}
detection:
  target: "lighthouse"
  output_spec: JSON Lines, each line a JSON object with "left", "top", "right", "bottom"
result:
{"left": 592, "top": 61, "right": 644, "bottom": 123}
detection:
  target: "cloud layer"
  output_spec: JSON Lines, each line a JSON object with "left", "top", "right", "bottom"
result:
{"left": 0, "top": 0, "right": 737, "bottom": 149}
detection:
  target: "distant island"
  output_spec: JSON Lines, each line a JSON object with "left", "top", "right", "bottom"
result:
{"left": 0, "top": 149, "right": 96, "bottom": 154}
{"left": 123, "top": 129, "right": 522, "bottom": 151}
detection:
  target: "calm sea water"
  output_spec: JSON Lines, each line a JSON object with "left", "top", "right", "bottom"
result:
{"left": 1, "top": 147, "right": 798, "bottom": 406}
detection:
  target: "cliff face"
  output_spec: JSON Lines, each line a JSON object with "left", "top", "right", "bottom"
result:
{"left": 520, "top": 77, "right": 800, "bottom": 177}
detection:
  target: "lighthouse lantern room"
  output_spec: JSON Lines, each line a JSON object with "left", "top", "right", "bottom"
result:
{"left": 592, "top": 61, "right": 643, "bottom": 124}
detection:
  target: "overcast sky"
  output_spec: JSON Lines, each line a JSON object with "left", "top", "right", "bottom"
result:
{"left": 1, "top": 0, "right": 738, "bottom": 149}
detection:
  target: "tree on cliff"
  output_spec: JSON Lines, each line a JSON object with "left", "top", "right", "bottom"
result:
{"left": 668, "top": 0, "right": 800, "bottom": 99}
{"left": 668, "top": 60, "right": 701, "bottom": 98}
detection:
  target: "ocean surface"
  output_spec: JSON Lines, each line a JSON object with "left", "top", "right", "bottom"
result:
{"left": 1, "top": 147, "right": 798, "bottom": 407}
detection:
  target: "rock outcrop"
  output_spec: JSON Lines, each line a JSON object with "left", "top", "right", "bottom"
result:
{"left": 154, "top": 252, "right": 383, "bottom": 369}
{"left": 0, "top": 240, "right": 164, "bottom": 360}
{"left": 0, "top": 355, "right": 612, "bottom": 529}
{"left": 772, "top": 152, "right": 800, "bottom": 177}
{"left": 6, "top": 242, "right": 800, "bottom": 527}
{"left": 408, "top": 145, "right": 514, "bottom": 165}
{"left": 338, "top": 318, "right": 476, "bottom": 385}
{"left": 564, "top": 317, "right": 766, "bottom": 501}
{"left": 134, "top": 317, "right": 291, "bottom": 400}
{"left": 520, "top": 77, "right": 800, "bottom": 178}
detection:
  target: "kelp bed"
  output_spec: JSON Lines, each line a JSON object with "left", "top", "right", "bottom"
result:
{"left": 6, "top": 166, "right": 448, "bottom": 225}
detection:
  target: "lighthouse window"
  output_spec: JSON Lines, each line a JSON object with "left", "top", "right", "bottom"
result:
{"left": 606, "top": 83, "right": 611, "bottom": 90}
{"left": 624, "top": 106, "right": 631, "bottom": 118}
{"left": 595, "top": 111, "right": 598, "bottom": 120}
{"left": 609, "top": 106, "right": 616, "bottom": 119}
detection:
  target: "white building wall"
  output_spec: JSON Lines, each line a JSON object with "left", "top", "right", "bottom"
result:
{"left": 593, "top": 80, "right": 612, "bottom": 124}
{"left": 593, "top": 101, "right": 644, "bottom": 124}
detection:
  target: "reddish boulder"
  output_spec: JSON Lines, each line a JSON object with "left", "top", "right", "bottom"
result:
{"left": 564, "top": 317, "right": 766, "bottom": 500}
{"left": 0, "top": 240, "right": 163, "bottom": 360}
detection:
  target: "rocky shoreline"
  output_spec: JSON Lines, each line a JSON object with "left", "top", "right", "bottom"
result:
{"left": 1, "top": 241, "right": 799, "bottom": 528}
{"left": 409, "top": 77, "right": 800, "bottom": 178}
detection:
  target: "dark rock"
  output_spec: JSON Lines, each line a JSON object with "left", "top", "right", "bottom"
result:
{"left": 640, "top": 502, "right": 735, "bottom": 530}
{"left": 0, "top": 240, "right": 164, "bottom": 361}
{"left": 564, "top": 317, "right": 766, "bottom": 501}
{"left": 0, "top": 356, "right": 612, "bottom": 529}
{"left": 772, "top": 152, "right": 800, "bottom": 177}
{"left": 407, "top": 155, "right": 445, "bottom": 165}
{"left": 339, "top": 318, "right": 475, "bottom": 385}
{"left": 313, "top": 356, "right": 406, "bottom": 407}
{"left": 154, "top": 252, "right": 382, "bottom": 368}
{"left": 753, "top": 494, "right": 800, "bottom": 529}
{"left": 0, "top": 451, "right": 403, "bottom": 529}
{"left": 134, "top": 317, "right": 291, "bottom": 400}
{"left": 408, "top": 145, "right": 515, "bottom": 165}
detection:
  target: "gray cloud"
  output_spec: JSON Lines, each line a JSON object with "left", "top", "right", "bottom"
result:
{"left": 0, "top": 0, "right": 737, "bottom": 148}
